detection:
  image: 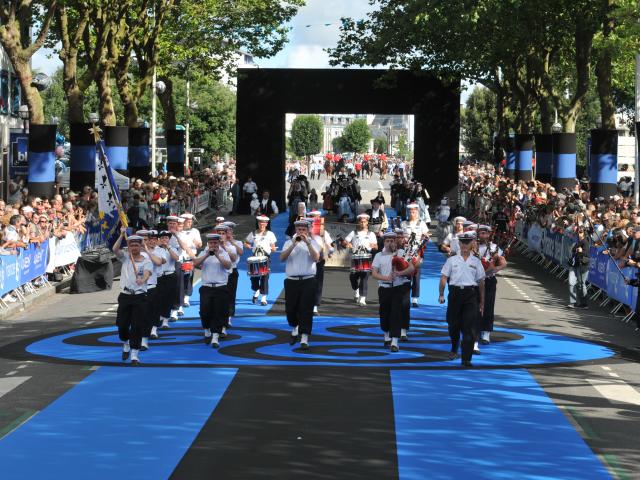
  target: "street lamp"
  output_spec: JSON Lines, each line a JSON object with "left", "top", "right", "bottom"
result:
{"left": 18, "top": 104, "right": 29, "bottom": 133}
{"left": 151, "top": 71, "right": 166, "bottom": 177}
{"left": 88, "top": 112, "right": 99, "bottom": 124}
{"left": 552, "top": 108, "right": 562, "bottom": 133}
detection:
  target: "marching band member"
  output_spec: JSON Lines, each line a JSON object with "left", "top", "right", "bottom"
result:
{"left": 140, "top": 230, "right": 166, "bottom": 349}
{"left": 441, "top": 216, "right": 465, "bottom": 255}
{"left": 215, "top": 223, "right": 238, "bottom": 337}
{"left": 112, "top": 231, "right": 153, "bottom": 365}
{"left": 476, "top": 225, "right": 507, "bottom": 347}
{"left": 280, "top": 220, "right": 320, "bottom": 350}
{"left": 343, "top": 213, "right": 378, "bottom": 306}
{"left": 215, "top": 216, "right": 225, "bottom": 227}
{"left": 307, "top": 210, "right": 334, "bottom": 316}
{"left": 371, "top": 232, "right": 415, "bottom": 352}
{"left": 167, "top": 216, "right": 196, "bottom": 320}
{"left": 401, "top": 202, "right": 430, "bottom": 307}
{"left": 438, "top": 231, "right": 485, "bottom": 367}
{"left": 193, "top": 233, "right": 232, "bottom": 348}
{"left": 222, "top": 221, "right": 243, "bottom": 325}
{"left": 157, "top": 230, "right": 180, "bottom": 329}
{"left": 244, "top": 215, "right": 277, "bottom": 305}
{"left": 180, "top": 213, "right": 203, "bottom": 307}
{"left": 366, "top": 197, "right": 388, "bottom": 250}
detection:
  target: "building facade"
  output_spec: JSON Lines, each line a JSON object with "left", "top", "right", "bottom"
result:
{"left": 0, "top": 47, "right": 23, "bottom": 153}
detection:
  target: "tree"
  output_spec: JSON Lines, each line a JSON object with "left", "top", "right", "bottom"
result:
{"left": 290, "top": 115, "right": 323, "bottom": 164}
{"left": 0, "top": 0, "right": 58, "bottom": 124}
{"left": 396, "top": 133, "right": 412, "bottom": 160}
{"left": 373, "top": 136, "right": 387, "bottom": 154}
{"left": 461, "top": 87, "right": 498, "bottom": 162}
{"left": 332, "top": 136, "right": 346, "bottom": 153}
{"left": 341, "top": 118, "right": 371, "bottom": 153}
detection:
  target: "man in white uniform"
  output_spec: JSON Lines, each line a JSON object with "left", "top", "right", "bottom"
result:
{"left": 343, "top": 214, "right": 378, "bottom": 306}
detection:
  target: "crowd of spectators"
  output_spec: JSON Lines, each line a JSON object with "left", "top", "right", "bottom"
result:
{"left": 0, "top": 157, "right": 236, "bottom": 305}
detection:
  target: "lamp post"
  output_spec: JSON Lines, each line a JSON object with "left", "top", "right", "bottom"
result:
{"left": 150, "top": 68, "right": 166, "bottom": 177}
{"left": 88, "top": 112, "right": 99, "bottom": 124}
{"left": 18, "top": 104, "right": 29, "bottom": 133}
{"left": 552, "top": 108, "right": 562, "bottom": 133}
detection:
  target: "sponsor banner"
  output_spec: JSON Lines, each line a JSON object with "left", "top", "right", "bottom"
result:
{"left": 606, "top": 262, "right": 634, "bottom": 306}
{"left": 587, "top": 247, "right": 608, "bottom": 291}
{"left": 195, "top": 191, "right": 211, "bottom": 213}
{"left": 526, "top": 223, "right": 543, "bottom": 252}
{"left": 0, "top": 241, "right": 49, "bottom": 297}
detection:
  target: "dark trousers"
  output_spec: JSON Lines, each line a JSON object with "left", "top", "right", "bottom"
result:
{"left": 481, "top": 276, "right": 497, "bottom": 332}
{"left": 173, "top": 262, "right": 183, "bottom": 309}
{"left": 183, "top": 270, "right": 194, "bottom": 297}
{"left": 349, "top": 271, "right": 369, "bottom": 297}
{"left": 284, "top": 277, "right": 317, "bottom": 335}
{"left": 314, "top": 260, "right": 325, "bottom": 306}
{"left": 228, "top": 268, "right": 239, "bottom": 317}
{"left": 410, "top": 269, "right": 421, "bottom": 298}
{"left": 158, "top": 273, "right": 175, "bottom": 318}
{"left": 378, "top": 287, "right": 400, "bottom": 338}
{"left": 199, "top": 285, "right": 229, "bottom": 334}
{"left": 635, "top": 290, "right": 640, "bottom": 330}
{"left": 144, "top": 286, "right": 161, "bottom": 335}
{"left": 250, "top": 273, "right": 269, "bottom": 295}
{"left": 397, "top": 283, "right": 411, "bottom": 329}
{"left": 116, "top": 292, "right": 148, "bottom": 350}
{"left": 446, "top": 286, "right": 478, "bottom": 362}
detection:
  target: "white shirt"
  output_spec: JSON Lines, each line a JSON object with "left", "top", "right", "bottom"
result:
{"left": 181, "top": 228, "right": 201, "bottom": 250}
{"left": 226, "top": 239, "right": 243, "bottom": 269}
{"left": 169, "top": 232, "right": 188, "bottom": 260}
{"left": 345, "top": 230, "right": 377, "bottom": 252}
{"left": 282, "top": 239, "right": 320, "bottom": 277}
{"left": 146, "top": 246, "right": 167, "bottom": 286}
{"left": 312, "top": 231, "right": 334, "bottom": 260}
{"left": 478, "top": 242, "right": 504, "bottom": 278}
{"left": 441, "top": 254, "right": 485, "bottom": 287}
{"left": 4, "top": 225, "right": 19, "bottom": 242}
{"left": 246, "top": 230, "right": 277, "bottom": 256}
{"left": 243, "top": 181, "right": 257, "bottom": 194}
{"left": 443, "top": 232, "right": 461, "bottom": 255}
{"left": 117, "top": 250, "right": 154, "bottom": 293}
{"left": 401, "top": 219, "right": 429, "bottom": 239}
{"left": 161, "top": 245, "right": 178, "bottom": 274}
{"left": 199, "top": 248, "right": 231, "bottom": 285}
{"left": 372, "top": 249, "right": 411, "bottom": 287}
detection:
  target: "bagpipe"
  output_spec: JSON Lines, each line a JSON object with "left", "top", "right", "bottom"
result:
{"left": 392, "top": 232, "right": 429, "bottom": 273}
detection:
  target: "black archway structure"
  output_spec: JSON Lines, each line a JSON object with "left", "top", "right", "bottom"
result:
{"left": 236, "top": 68, "right": 460, "bottom": 210}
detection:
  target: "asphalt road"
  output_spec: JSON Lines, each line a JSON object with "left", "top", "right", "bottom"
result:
{"left": 0, "top": 197, "right": 639, "bottom": 478}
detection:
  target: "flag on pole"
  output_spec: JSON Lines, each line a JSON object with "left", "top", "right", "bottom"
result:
{"left": 95, "top": 138, "right": 128, "bottom": 244}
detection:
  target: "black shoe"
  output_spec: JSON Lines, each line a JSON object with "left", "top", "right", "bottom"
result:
{"left": 150, "top": 333, "right": 159, "bottom": 340}
{"left": 390, "top": 345, "right": 399, "bottom": 352}
{"left": 400, "top": 335, "right": 408, "bottom": 342}
{"left": 473, "top": 349, "right": 481, "bottom": 355}
{"left": 131, "top": 359, "right": 139, "bottom": 366}
{"left": 252, "top": 295, "right": 258, "bottom": 304}
{"left": 289, "top": 335, "right": 298, "bottom": 345}
{"left": 577, "top": 304, "right": 588, "bottom": 309}
{"left": 212, "top": 341, "right": 219, "bottom": 349}
{"left": 140, "top": 346, "right": 148, "bottom": 352}
{"left": 448, "top": 352, "right": 460, "bottom": 360}
{"left": 462, "top": 360, "right": 473, "bottom": 368}
{"left": 122, "top": 351, "right": 130, "bottom": 361}
{"left": 220, "top": 331, "right": 227, "bottom": 339}
{"left": 384, "top": 340, "right": 391, "bottom": 348}
{"left": 300, "top": 342, "right": 309, "bottom": 350}
{"left": 204, "top": 336, "right": 212, "bottom": 345}
{"left": 480, "top": 339, "right": 489, "bottom": 345}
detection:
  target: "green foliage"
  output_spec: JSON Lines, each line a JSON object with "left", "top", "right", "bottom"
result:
{"left": 396, "top": 133, "right": 411, "bottom": 159}
{"left": 332, "top": 136, "right": 346, "bottom": 153}
{"left": 373, "top": 136, "right": 387, "bottom": 154}
{"left": 461, "top": 87, "right": 498, "bottom": 162}
{"left": 291, "top": 115, "right": 323, "bottom": 158}
{"left": 341, "top": 118, "right": 371, "bottom": 153}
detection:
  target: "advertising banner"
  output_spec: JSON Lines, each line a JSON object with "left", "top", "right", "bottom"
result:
{"left": 0, "top": 240, "right": 49, "bottom": 297}
{"left": 9, "top": 131, "right": 29, "bottom": 178}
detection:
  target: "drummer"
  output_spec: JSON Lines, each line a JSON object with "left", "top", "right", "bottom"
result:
{"left": 401, "top": 202, "right": 430, "bottom": 308}
{"left": 180, "top": 213, "right": 203, "bottom": 308}
{"left": 244, "top": 215, "right": 277, "bottom": 306}
{"left": 307, "top": 210, "right": 334, "bottom": 316}
{"left": 343, "top": 213, "right": 378, "bottom": 306}
{"left": 169, "top": 216, "right": 197, "bottom": 318}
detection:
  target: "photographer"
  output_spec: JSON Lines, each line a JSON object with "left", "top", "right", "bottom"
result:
{"left": 567, "top": 227, "right": 589, "bottom": 309}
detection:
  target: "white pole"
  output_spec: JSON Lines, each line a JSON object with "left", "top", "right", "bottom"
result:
{"left": 185, "top": 79, "right": 190, "bottom": 172}
{"left": 151, "top": 67, "right": 157, "bottom": 177}
{"left": 635, "top": 54, "right": 639, "bottom": 205}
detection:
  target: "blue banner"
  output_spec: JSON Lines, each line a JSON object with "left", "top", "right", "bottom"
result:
{"left": 0, "top": 241, "right": 49, "bottom": 297}
{"left": 587, "top": 247, "right": 608, "bottom": 291}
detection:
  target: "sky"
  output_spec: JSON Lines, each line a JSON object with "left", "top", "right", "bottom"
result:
{"left": 32, "top": 0, "right": 470, "bottom": 102}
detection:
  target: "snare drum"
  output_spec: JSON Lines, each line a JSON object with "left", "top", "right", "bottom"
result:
{"left": 247, "top": 256, "right": 270, "bottom": 277}
{"left": 350, "top": 253, "right": 372, "bottom": 273}
{"left": 181, "top": 261, "right": 194, "bottom": 273}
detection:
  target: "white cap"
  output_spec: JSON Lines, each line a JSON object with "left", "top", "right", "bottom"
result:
{"left": 215, "top": 224, "right": 230, "bottom": 231}
{"left": 178, "top": 218, "right": 185, "bottom": 224}
{"left": 294, "top": 220, "right": 310, "bottom": 227}
{"left": 166, "top": 215, "right": 179, "bottom": 222}
{"left": 453, "top": 216, "right": 466, "bottom": 223}
{"left": 22, "top": 206, "right": 33, "bottom": 213}
{"left": 256, "top": 215, "right": 269, "bottom": 222}
{"left": 383, "top": 231, "right": 397, "bottom": 239}
{"left": 206, "top": 233, "right": 221, "bottom": 240}
{"left": 357, "top": 213, "right": 370, "bottom": 220}
{"left": 180, "top": 213, "right": 195, "bottom": 220}
{"left": 223, "top": 221, "right": 237, "bottom": 228}
{"left": 307, "top": 210, "right": 322, "bottom": 217}
{"left": 216, "top": 216, "right": 225, "bottom": 222}
{"left": 406, "top": 203, "right": 419, "bottom": 209}
{"left": 127, "top": 235, "right": 143, "bottom": 242}
{"left": 135, "top": 230, "right": 149, "bottom": 236}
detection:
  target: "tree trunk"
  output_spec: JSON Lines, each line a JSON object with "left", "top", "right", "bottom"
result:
{"left": 595, "top": 0, "right": 616, "bottom": 130}
{"left": 116, "top": 71, "right": 139, "bottom": 127}
{"left": 96, "top": 65, "right": 116, "bottom": 126}
{"left": 538, "top": 97, "right": 553, "bottom": 134}
{"left": 13, "top": 60, "right": 45, "bottom": 124}
{"left": 158, "top": 76, "right": 176, "bottom": 130}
